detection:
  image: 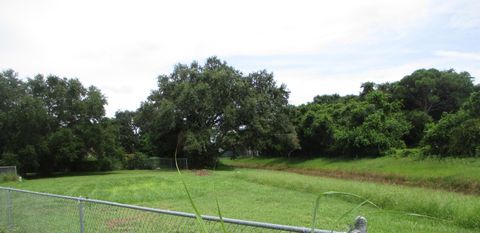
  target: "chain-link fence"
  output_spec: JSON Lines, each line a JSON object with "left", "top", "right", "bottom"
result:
{"left": 0, "top": 187, "right": 366, "bottom": 233}
{"left": 0, "top": 167, "right": 16, "bottom": 176}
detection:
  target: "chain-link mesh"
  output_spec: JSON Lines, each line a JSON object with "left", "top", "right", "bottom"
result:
{"left": 0, "top": 166, "right": 17, "bottom": 177}
{"left": 0, "top": 187, "right": 347, "bottom": 233}
{"left": 0, "top": 189, "right": 7, "bottom": 231}
{"left": 9, "top": 190, "right": 80, "bottom": 233}
{"left": 0, "top": 167, "right": 17, "bottom": 176}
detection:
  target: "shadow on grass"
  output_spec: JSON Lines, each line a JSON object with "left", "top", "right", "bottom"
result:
{"left": 214, "top": 162, "right": 236, "bottom": 171}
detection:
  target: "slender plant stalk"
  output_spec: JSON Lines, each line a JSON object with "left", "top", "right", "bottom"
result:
{"left": 214, "top": 186, "right": 227, "bottom": 233}
{"left": 212, "top": 162, "right": 227, "bottom": 233}
{"left": 370, "top": 209, "right": 450, "bottom": 222}
{"left": 174, "top": 134, "right": 209, "bottom": 233}
{"left": 310, "top": 191, "right": 379, "bottom": 233}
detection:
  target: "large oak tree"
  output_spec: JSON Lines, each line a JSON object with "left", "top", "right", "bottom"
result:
{"left": 136, "top": 57, "right": 299, "bottom": 167}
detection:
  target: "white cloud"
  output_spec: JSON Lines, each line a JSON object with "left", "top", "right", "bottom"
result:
{"left": 435, "top": 50, "right": 480, "bottom": 61}
{"left": 445, "top": 0, "right": 480, "bottom": 29}
{"left": 276, "top": 60, "right": 450, "bottom": 105}
{"left": 0, "top": 0, "right": 477, "bottom": 115}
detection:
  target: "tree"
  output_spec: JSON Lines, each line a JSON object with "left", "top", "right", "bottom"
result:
{"left": 296, "top": 110, "right": 334, "bottom": 156}
{"left": 422, "top": 91, "right": 480, "bottom": 157}
{"left": 0, "top": 70, "right": 121, "bottom": 174}
{"left": 114, "top": 110, "right": 139, "bottom": 153}
{"left": 313, "top": 94, "right": 341, "bottom": 104}
{"left": 393, "top": 69, "right": 475, "bottom": 120}
{"left": 403, "top": 110, "right": 433, "bottom": 147}
{"left": 333, "top": 91, "right": 410, "bottom": 157}
{"left": 360, "top": 82, "right": 376, "bottom": 98}
{"left": 136, "top": 57, "right": 298, "bottom": 167}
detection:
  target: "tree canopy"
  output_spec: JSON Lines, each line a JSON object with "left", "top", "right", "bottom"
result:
{"left": 135, "top": 57, "right": 298, "bottom": 166}
{"left": 392, "top": 68, "right": 475, "bottom": 120}
{"left": 0, "top": 70, "right": 122, "bottom": 174}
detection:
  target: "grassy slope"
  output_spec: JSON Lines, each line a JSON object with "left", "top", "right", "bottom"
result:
{"left": 221, "top": 156, "right": 480, "bottom": 193}
{"left": 2, "top": 169, "right": 480, "bottom": 233}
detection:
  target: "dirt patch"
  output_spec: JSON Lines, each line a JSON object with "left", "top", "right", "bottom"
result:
{"left": 194, "top": 169, "right": 211, "bottom": 176}
{"left": 106, "top": 216, "right": 141, "bottom": 230}
{"left": 230, "top": 163, "right": 480, "bottom": 196}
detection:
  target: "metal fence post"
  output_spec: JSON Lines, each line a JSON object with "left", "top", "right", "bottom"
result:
{"left": 78, "top": 199, "right": 85, "bottom": 233}
{"left": 7, "top": 190, "right": 13, "bottom": 232}
{"left": 348, "top": 216, "right": 367, "bottom": 233}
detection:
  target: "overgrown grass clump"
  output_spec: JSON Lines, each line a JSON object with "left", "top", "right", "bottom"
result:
{"left": 1, "top": 174, "right": 18, "bottom": 182}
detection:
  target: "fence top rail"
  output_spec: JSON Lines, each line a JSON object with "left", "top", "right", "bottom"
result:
{"left": 0, "top": 186, "right": 342, "bottom": 233}
{"left": 0, "top": 166, "right": 16, "bottom": 168}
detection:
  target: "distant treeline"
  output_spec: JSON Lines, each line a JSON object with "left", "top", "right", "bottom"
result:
{"left": 295, "top": 69, "right": 479, "bottom": 158}
{"left": 1, "top": 57, "right": 479, "bottom": 174}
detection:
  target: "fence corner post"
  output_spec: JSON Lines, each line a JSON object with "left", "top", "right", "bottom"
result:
{"left": 348, "top": 216, "right": 367, "bottom": 233}
{"left": 78, "top": 199, "right": 85, "bottom": 233}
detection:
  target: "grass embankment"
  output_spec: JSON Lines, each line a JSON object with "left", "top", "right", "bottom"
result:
{"left": 221, "top": 156, "right": 480, "bottom": 195}
{"left": 1, "top": 169, "right": 479, "bottom": 233}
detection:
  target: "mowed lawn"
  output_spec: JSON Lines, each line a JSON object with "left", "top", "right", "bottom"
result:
{"left": 2, "top": 169, "right": 480, "bottom": 233}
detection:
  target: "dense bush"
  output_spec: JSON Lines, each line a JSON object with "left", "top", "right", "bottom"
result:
{"left": 422, "top": 91, "right": 480, "bottom": 157}
{"left": 294, "top": 68, "right": 477, "bottom": 158}
{"left": 296, "top": 91, "right": 410, "bottom": 157}
{"left": 123, "top": 152, "right": 150, "bottom": 169}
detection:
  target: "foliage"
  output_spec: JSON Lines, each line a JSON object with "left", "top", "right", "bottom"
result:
{"left": 296, "top": 110, "right": 335, "bottom": 156}
{"left": 403, "top": 110, "right": 433, "bottom": 147}
{"left": 123, "top": 152, "right": 150, "bottom": 169}
{"left": 422, "top": 91, "right": 480, "bottom": 157}
{"left": 392, "top": 68, "right": 475, "bottom": 120}
{"left": 0, "top": 70, "right": 122, "bottom": 174}
{"left": 296, "top": 91, "right": 410, "bottom": 157}
{"left": 135, "top": 57, "right": 298, "bottom": 167}
{"left": 2, "top": 63, "right": 479, "bottom": 174}
{"left": 114, "top": 110, "right": 140, "bottom": 153}
{"left": 295, "top": 68, "right": 476, "bottom": 157}
{"left": 1, "top": 174, "right": 18, "bottom": 182}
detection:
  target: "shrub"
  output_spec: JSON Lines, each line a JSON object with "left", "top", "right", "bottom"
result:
{"left": 1, "top": 174, "right": 19, "bottom": 182}
{"left": 123, "top": 152, "right": 150, "bottom": 169}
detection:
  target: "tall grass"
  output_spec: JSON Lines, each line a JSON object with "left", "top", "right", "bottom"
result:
{"left": 0, "top": 174, "right": 18, "bottom": 182}
{"left": 233, "top": 169, "right": 480, "bottom": 229}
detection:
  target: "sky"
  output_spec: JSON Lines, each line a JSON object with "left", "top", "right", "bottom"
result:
{"left": 1, "top": 0, "right": 479, "bottom": 116}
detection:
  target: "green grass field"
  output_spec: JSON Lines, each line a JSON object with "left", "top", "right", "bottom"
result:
{"left": 221, "top": 156, "right": 480, "bottom": 194}
{"left": 1, "top": 169, "right": 479, "bottom": 233}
